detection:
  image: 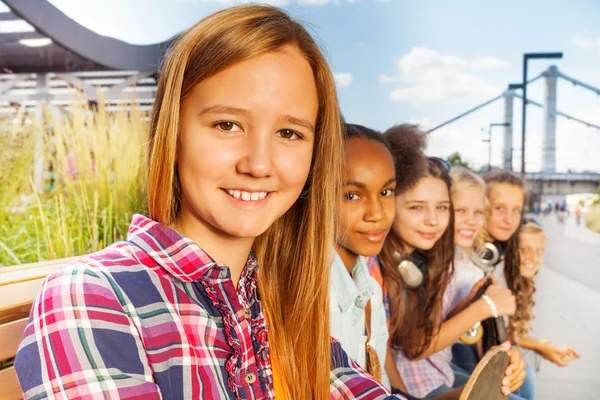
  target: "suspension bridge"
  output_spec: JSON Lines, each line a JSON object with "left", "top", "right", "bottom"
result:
{"left": 426, "top": 65, "right": 600, "bottom": 203}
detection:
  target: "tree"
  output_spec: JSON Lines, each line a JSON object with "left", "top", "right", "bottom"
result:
{"left": 447, "top": 152, "right": 471, "bottom": 169}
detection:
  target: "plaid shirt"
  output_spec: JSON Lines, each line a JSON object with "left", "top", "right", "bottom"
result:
{"left": 16, "top": 214, "right": 403, "bottom": 400}
{"left": 366, "top": 257, "right": 454, "bottom": 398}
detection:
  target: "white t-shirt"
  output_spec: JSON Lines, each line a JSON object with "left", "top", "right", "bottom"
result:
{"left": 447, "top": 247, "right": 485, "bottom": 312}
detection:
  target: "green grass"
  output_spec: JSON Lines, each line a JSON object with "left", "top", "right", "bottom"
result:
{"left": 0, "top": 100, "right": 148, "bottom": 266}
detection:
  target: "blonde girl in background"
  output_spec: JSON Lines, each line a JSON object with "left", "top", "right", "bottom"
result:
{"left": 16, "top": 6, "right": 402, "bottom": 399}
{"left": 509, "top": 220, "right": 580, "bottom": 398}
{"left": 446, "top": 167, "right": 516, "bottom": 315}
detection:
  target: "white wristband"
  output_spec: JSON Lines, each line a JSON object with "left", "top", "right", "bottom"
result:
{"left": 481, "top": 294, "right": 499, "bottom": 319}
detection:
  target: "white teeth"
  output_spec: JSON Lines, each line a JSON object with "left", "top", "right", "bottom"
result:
{"left": 226, "top": 190, "right": 268, "bottom": 201}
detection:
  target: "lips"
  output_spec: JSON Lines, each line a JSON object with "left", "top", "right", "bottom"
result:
{"left": 523, "top": 263, "right": 538, "bottom": 270}
{"left": 358, "top": 230, "right": 387, "bottom": 243}
{"left": 457, "top": 229, "right": 475, "bottom": 239}
{"left": 417, "top": 231, "right": 437, "bottom": 240}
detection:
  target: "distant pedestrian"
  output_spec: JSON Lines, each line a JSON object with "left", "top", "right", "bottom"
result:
{"left": 575, "top": 206, "right": 582, "bottom": 226}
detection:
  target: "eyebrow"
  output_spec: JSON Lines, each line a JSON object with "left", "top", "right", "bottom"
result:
{"left": 198, "top": 105, "right": 315, "bottom": 132}
{"left": 199, "top": 105, "right": 249, "bottom": 116}
{"left": 405, "top": 199, "right": 451, "bottom": 204}
{"left": 383, "top": 178, "right": 396, "bottom": 187}
{"left": 344, "top": 181, "right": 366, "bottom": 188}
{"left": 344, "top": 178, "right": 396, "bottom": 189}
{"left": 282, "top": 114, "right": 315, "bottom": 132}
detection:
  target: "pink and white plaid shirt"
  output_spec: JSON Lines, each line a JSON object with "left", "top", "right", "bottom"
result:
{"left": 16, "top": 214, "right": 403, "bottom": 399}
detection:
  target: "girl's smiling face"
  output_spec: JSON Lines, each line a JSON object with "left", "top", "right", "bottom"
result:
{"left": 519, "top": 232, "right": 545, "bottom": 278}
{"left": 336, "top": 138, "right": 396, "bottom": 259}
{"left": 487, "top": 183, "right": 524, "bottom": 242}
{"left": 393, "top": 177, "right": 451, "bottom": 252}
{"left": 453, "top": 186, "right": 486, "bottom": 249}
{"left": 176, "top": 47, "right": 318, "bottom": 240}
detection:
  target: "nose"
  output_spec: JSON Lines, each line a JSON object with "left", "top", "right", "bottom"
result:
{"left": 236, "top": 130, "right": 274, "bottom": 178}
{"left": 465, "top": 210, "right": 477, "bottom": 226}
{"left": 424, "top": 208, "right": 439, "bottom": 226}
{"left": 364, "top": 197, "right": 386, "bottom": 223}
{"left": 501, "top": 209, "right": 511, "bottom": 224}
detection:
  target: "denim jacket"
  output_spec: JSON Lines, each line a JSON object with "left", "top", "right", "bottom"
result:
{"left": 329, "top": 250, "right": 391, "bottom": 389}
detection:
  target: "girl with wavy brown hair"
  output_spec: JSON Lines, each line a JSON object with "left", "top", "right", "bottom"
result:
{"left": 371, "top": 126, "right": 526, "bottom": 399}
{"left": 15, "top": 5, "right": 401, "bottom": 399}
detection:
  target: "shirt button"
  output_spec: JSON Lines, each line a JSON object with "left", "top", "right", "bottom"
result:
{"left": 245, "top": 372, "right": 257, "bottom": 384}
{"left": 243, "top": 307, "right": 252, "bottom": 319}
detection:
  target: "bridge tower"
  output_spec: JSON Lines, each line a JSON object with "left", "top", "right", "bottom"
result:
{"left": 542, "top": 66, "right": 559, "bottom": 172}
{"left": 503, "top": 90, "right": 515, "bottom": 170}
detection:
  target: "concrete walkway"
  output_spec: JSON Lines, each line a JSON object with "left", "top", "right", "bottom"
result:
{"left": 529, "top": 214, "right": 600, "bottom": 399}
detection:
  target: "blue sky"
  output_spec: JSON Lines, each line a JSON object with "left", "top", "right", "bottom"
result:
{"left": 43, "top": 0, "right": 600, "bottom": 172}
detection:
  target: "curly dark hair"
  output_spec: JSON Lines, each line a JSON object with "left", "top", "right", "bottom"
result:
{"left": 483, "top": 170, "right": 530, "bottom": 340}
{"left": 383, "top": 124, "right": 428, "bottom": 196}
{"left": 379, "top": 127, "right": 454, "bottom": 359}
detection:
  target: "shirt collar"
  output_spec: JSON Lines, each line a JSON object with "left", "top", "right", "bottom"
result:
{"left": 127, "top": 214, "right": 258, "bottom": 282}
{"left": 331, "top": 250, "right": 374, "bottom": 313}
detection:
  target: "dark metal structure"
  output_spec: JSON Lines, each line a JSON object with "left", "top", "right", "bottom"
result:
{"left": 1, "top": 0, "right": 171, "bottom": 73}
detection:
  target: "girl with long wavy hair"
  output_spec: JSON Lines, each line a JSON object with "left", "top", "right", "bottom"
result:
{"left": 508, "top": 221, "right": 579, "bottom": 399}
{"left": 15, "top": 6, "right": 401, "bottom": 399}
{"left": 372, "top": 126, "right": 525, "bottom": 399}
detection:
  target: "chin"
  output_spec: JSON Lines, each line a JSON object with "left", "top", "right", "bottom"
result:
{"left": 412, "top": 239, "right": 436, "bottom": 251}
{"left": 521, "top": 268, "right": 539, "bottom": 279}
{"left": 355, "top": 243, "right": 385, "bottom": 258}
{"left": 490, "top": 230, "right": 511, "bottom": 242}
{"left": 220, "top": 219, "right": 275, "bottom": 239}
{"left": 455, "top": 237, "right": 474, "bottom": 249}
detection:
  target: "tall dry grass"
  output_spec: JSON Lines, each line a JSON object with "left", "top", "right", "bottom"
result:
{"left": 584, "top": 199, "right": 600, "bottom": 234}
{"left": 0, "top": 98, "right": 148, "bottom": 266}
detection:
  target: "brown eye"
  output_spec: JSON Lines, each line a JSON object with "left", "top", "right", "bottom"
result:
{"left": 214, "top": 121, "right": 241, "bottom": 132}
{"left": 277, "top": 129, "right": 301, "bottom": 140}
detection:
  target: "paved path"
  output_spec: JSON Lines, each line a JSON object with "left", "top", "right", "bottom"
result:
{"left": 529, "top": 214, "right": 600, "bottom": 399}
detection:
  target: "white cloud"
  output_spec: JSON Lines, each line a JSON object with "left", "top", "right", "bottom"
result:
{"left": 334, "top": 72, "right": 353, "bottom": 87}
{"left": 174, "top": 0, "right": 365, "bottom": 5}
{"left": 572, "top": 35, "right": 593, "bottom": 49}
{"left": 382, "top": 47, "right": 504, "bottom": 105}
{"left": 379, "top": 74, "right": 400, "bottom": 83}
{"left": 298, "top": 0, "right": 330, "bottom": 5}
{"left": 471, "top": 56, "right": 511, "bottom": 71}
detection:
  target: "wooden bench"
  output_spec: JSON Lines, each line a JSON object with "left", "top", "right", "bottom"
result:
{"left": 0, "top": 257, "right": 75, "bottom": 400}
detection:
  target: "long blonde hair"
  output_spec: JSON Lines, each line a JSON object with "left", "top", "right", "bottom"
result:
{"left": 510, "top": 222, "right": 545, "bottom": 340}
{"left": 147, "top": 6, "right": 342, "bottom": 398}
{"left": 450, "top": 167, "right": 488, "bottom": 252}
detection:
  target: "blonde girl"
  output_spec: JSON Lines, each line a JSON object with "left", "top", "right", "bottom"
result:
{"left": 446, "top": 168, "right": 516, "bottom": 326}
{"left": 509, "top": 221, "right": 580, "bottom": 399}
{"left": 15, "top": 6, "right": 401, "bottom": 399}
{"left": 514, "top": 221, "right": 579, "bottom": 365}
